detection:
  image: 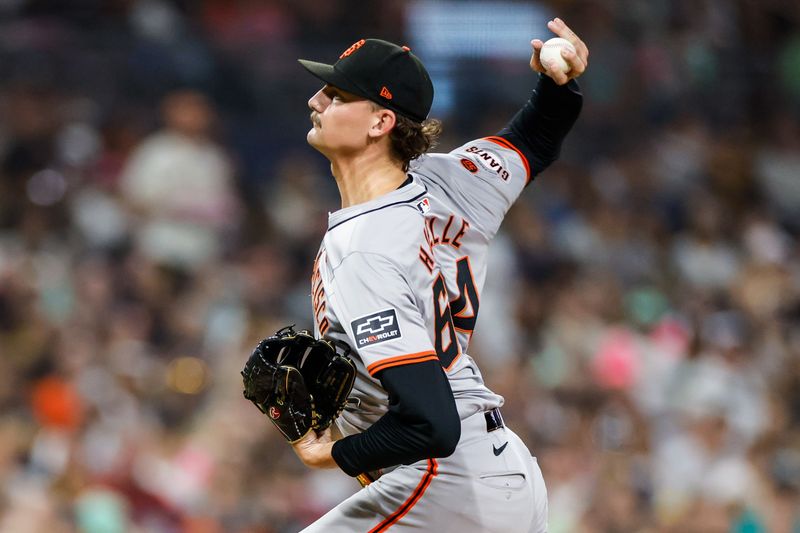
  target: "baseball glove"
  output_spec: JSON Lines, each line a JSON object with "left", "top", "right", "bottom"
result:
{"left": 241, "top": 326, "right": 356, "bottom": 443}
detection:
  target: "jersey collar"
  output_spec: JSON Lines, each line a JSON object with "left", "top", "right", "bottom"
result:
{"left": 328, "top": 177, "right": 427, "bottom": 231}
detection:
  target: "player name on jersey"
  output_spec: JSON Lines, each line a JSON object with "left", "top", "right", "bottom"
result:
{"left": 419, "top": 213, "right": 470, "bottom": 274}
{"left": 311, "top": 249, "right": 329, "bottom": 335}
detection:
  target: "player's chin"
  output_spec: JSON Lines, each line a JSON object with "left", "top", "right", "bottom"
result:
{"left": 306, "top": 130, "right": 328, "bottom": 152}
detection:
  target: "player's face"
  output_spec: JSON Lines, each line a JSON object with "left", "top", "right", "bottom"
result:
{"left": 306, "top": 85, "right": 377, "bottom": 156}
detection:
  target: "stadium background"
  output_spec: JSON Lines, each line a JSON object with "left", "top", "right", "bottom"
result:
{"left": 1, "top": 0, "right": 799, "bottom": 531}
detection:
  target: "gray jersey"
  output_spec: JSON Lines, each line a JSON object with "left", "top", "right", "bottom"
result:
{"left": 311, "top": 181, "right": 503, "bottom": 438}
{"left": 312, "top": 136, "right": 529, "bottom": 439}
{"left": 411, "top": 136, "right": 530, "bottom": 353}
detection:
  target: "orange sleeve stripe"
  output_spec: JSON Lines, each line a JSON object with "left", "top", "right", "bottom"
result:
{"left": 370, "top": 355, "right": 439, "bottom": 375}
{"left": 368, "top": 459, "right": 438, "bottom": 533}
{"left": 366, "top": 351, "right": 439, "bottom": 376}
{"left": 484, "top": 136, "right": 532, "bottom": 184}
{"left": 443, "top": 352, "right": 462, "bottom": 372}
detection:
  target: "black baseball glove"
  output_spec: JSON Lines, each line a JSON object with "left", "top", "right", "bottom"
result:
{"left": 241, "top": 326, "right": 356, "bottom": 443}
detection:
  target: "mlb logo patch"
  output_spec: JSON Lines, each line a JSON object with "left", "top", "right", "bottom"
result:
{"left": 416, "top": 198, "right": 431, "bottom": 214}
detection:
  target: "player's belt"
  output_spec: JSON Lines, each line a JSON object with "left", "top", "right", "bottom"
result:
{"left": 485, "top": 408, "right": 505, "bottom": 432}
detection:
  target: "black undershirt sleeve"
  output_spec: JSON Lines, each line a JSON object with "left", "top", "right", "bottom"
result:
{"left": 498, "top": 73, "right": 583, "bottom": 180}
{"left": 330, "top": 360, "right": 461, "bottom": 477}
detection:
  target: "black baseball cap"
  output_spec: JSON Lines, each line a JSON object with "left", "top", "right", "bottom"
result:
{"left": 299, "top": 39, "right": 433, "bottom": 123}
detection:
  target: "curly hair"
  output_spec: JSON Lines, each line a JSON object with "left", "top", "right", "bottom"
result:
{"left": 372, "top": 103, "right": 442, "bottom": 172}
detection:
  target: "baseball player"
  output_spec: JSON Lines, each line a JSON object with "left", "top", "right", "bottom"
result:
{"left": 290, "top": 18, "right": 587, "bottom": 533}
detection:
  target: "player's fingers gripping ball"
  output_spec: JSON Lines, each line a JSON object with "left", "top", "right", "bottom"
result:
{"left": 242, "top": 326, "right": 356, "bottom": 443}
{"left": 539, "top": 37, "right": 576, "bottom": 73}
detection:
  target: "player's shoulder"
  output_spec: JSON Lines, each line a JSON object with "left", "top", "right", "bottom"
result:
{"left": 326, "top": 184, "right": 430, "bottom": 260}
{"left": 349, "top": 202, "right": 426, "bottom": 257}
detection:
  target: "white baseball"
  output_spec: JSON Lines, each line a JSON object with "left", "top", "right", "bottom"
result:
{"left": 539, "top": 37, "right": 575, "bottom": 73}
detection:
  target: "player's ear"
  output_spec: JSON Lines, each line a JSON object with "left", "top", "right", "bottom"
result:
{"left": 368, "top": 108, "right": 397, "bottom": 139}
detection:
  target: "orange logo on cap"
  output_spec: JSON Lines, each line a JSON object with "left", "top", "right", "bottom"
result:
{"left": 340, "top": 39, "right": 366, "bottom": 59}
{"left": 380, "top": 86, "right": 393, "bottom": 99}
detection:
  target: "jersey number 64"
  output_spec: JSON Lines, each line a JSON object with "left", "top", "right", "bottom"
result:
{"left": 432, "top": 257, "right": 479, "bottom": 369}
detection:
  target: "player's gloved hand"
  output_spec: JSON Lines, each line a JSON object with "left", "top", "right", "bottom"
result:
{"left": 242, "top": 326, "right": 356, "bottom": 443}
{"left": 530, "top": 17, "right": 589, "bottom": 85}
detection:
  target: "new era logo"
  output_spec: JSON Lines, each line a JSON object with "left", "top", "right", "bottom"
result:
{"left": 352, "top": 309, "right": 401, "bottom": 347}
{"left": 380, "top": 86, "right": 393, "bottom": 99}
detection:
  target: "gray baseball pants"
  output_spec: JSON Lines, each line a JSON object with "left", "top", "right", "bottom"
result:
{"left": 301, "top": 410, "right": 548, "bottom": 532}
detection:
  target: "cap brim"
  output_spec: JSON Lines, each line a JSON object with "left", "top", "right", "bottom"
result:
{"left": 298, "top": 59, "right": 366, "bottom": 98}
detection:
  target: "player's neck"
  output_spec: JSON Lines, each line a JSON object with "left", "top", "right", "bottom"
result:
{"left": 330, "top": 152, "right": 406, "bottom": 209}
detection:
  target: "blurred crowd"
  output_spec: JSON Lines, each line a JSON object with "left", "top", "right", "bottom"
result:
{"left": 0, "top": 0, "right": 799, "bottom": 532}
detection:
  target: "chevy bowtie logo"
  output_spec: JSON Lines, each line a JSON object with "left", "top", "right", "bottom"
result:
{"left": 356, "top": 314, "right": 394, "bottom": 335}
{"left": 352, "top": 309, "right": 402, "bottom": 347}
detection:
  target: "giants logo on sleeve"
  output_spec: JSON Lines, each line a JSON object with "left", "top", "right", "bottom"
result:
{"left": 460, "top": 158, "right": 478, "bottom": 173}
{"left": 462, "top": 145, "right": 510, "bottom": 181}
{"left": 352, "top": 309, "right": 402, "bottom": 347}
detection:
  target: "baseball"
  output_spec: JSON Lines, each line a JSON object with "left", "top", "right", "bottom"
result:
{"left": 539, "top": 37, "right": 575, "bottom": 73}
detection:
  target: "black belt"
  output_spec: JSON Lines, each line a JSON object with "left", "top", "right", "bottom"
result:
{"left": 485, "top": 408, "right": 505, "bottom": 432}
